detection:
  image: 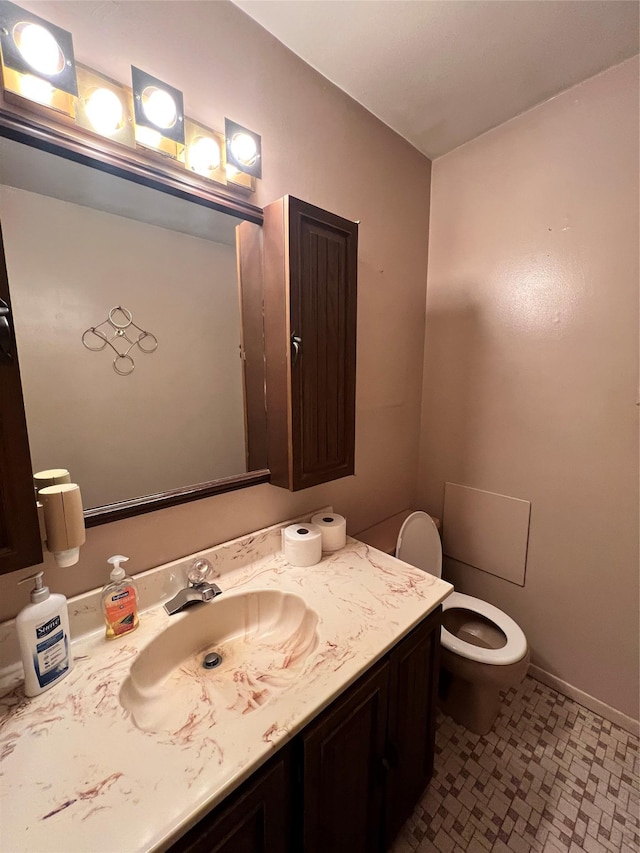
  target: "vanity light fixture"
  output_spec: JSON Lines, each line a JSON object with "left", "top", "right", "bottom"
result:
{"left": 74, "top": 65, "right": 135, "bottom": 147}
{"left": 131, "top": 65, "right": 185, "bottom": 160}
{"left": 185, "top": 118, "right": 226, "bottom": 185}
{"left": 226, "top": 161, "right": 255, "bottom": 192}
{"left": 0, "top": 0, "right": 78, "bottom": 114}
{"left": 225, "top": 117, "right": 262, "bottom": 179}
{"left": 0, "top": 4, "right": 262, "bottom": 187}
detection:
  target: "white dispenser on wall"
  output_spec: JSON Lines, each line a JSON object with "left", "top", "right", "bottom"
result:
{"left": 16, "top": 572, "right": 73, "bottom": 697}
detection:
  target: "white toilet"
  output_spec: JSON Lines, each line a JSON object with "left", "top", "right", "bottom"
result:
{"left": 396, "top": 511, "right": 530, "bottom": 735}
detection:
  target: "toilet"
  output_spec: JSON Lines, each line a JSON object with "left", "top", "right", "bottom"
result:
{"left": 396, "top": 511, "right": 530, "bottom": 735}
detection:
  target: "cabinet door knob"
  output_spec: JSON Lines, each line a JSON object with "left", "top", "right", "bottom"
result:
{"left": 291, "top": 333, "right": 302, "bottom": 366}
{"left": 0, "top": 299, "right": 13, "bottom": 363}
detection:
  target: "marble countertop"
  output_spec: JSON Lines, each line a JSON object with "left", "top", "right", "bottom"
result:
{"left": 0, "top": 513, "right": 452, "bottom": 853}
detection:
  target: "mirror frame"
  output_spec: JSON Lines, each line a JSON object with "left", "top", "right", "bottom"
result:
{"left": 0, "top": 97, "right": 270, "bottom": 528}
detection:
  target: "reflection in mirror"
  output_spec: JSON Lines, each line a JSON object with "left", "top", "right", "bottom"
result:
{"left": 0, "top": 135, "right": 267, "bottom": 519}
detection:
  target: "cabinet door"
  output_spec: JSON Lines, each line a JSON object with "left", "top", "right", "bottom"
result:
{"left": 236, "top": 220, "right": 268, "bottom": 473}
{"left": 264, "top": 196, "right": 357, "bottom": 491}
{"left": 302, "top": 660, "right": 389, "bottom": 853}
{"left": 384, "top": 607, "right": 442, "bottom": 846}
{"left": 169, "top": 748, "right": 292, "bottom": 853}
{"left": 0, "top": 223, "right": 42, "bottom": 574}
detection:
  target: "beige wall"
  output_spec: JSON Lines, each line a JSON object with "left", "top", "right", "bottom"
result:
{"left": 0, "top": 1, "right": 431, "bottom": 619}
{"left": 418, "top": 57, "right": 639, "bottom": 720}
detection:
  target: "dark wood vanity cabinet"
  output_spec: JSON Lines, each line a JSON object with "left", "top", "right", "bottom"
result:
{"left": 303, "top": 607, "right": 441, "bottom": 852}
{"left": 302, "top": 660, "right": 390, "bottom": 853}
{"left": 0, "top": 224, "right": 42, "bottom": 575}
{"left": 263, "top": 196, "right": 358, "bottom": 491}
{"left": 171, "top": 747, "right": 294, "bottom": 853}
{"left": 170, "top": 607, "right": 441, "bottom": 853}
{"left": 384, "top": 606, "right": 441, "bottom": 846}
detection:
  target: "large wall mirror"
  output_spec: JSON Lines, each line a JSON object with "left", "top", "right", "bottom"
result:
{"left": 0, "top": 111, "right": 268, "bottom": 526}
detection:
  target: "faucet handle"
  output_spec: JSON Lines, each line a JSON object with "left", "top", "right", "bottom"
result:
{"left": 187, "top": 558, "right": 214, "bottom": 586}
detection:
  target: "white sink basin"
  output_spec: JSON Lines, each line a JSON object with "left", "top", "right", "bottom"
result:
{"left": 120, "top": 588, "right": 319, "bottom": 735}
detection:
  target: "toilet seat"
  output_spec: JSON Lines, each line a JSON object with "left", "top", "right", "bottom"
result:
{"left": 441, "top": 591, "right": 528, "bottom": 665}
{"left": 395, "top": 511, "right": 528, "bottom": 666}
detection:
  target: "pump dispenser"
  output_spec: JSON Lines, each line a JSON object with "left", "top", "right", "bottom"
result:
{"left": 16, "top": 572, "right": 72, "bottom": 697}
{"left": 101, "top": 555, "right": 139, "bottom": 639}
{"left": 108, "top": 555, "right": 128, "bottom": 582}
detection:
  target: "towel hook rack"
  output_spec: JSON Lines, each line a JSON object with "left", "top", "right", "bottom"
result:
{"left": 82, "top": 306, "right": 157, "bottom": 375}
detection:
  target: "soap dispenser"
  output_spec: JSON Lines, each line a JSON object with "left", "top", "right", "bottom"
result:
{"left": 101, "top": 555, "right": 139, "bottom": 639}
{"left": 16, "top": 572, "right": 73, "bottom": 697}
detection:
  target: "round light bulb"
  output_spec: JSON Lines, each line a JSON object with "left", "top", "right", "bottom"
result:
{"left": 141, "top": 86, "right": 177, "bottom": 129}
{"left": 85, "top": 87, "right": 124, "bottom": 136}
{"left": 14, "top": 22, "right": 65, "bottom": 77}
{"left": 189, "top": 135, "right": 221, "bottom": 176}
{"left": 230, "top": 132, "right": 257, "bottom": 166}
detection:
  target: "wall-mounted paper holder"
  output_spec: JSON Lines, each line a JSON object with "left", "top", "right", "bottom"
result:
{"left": 34, "top": 469, "right": 86, "bottom": 567}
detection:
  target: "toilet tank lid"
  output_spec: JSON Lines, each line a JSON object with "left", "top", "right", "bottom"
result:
{"left": 395, "top": 511, "right": 442, "bottom": 578}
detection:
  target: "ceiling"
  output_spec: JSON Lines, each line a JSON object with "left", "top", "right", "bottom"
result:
{"left": 233, "top": 0, "right": 640, "bottom": 159}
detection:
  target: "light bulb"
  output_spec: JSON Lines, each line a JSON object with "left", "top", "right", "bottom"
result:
{"left": 85, "top": 87, "right": 124, "bottom": 136}
{"left": 141, "top": 86, "right": 177, "bottom": 129}
{"left": 18, "top": 74, "right": 54, "bottom": 105}
{"left": 230, "top": 132, "right": 257, "bottom": 166}
{"left": 189, "top": 135, "right": 221, "bottom": 176}
{"left": 14, "top": 22, "right": 65, "bottom": 77}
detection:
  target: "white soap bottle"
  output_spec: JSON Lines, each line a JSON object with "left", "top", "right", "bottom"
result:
{"left": 16, "top": 572, "right": 73, "bottom": 697}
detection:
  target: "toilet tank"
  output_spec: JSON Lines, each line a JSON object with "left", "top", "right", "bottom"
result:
{"left": 395, "top": 511, "right": 443, "bottom": 579}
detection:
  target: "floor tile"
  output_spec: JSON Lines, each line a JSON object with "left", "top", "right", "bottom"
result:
{"left": 390, "top": 676, "right": 639, "bottom": 853}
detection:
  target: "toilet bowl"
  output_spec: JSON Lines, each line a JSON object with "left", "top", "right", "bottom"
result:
{"left": 396, "top": 511, "right": 529, "bottom": 735}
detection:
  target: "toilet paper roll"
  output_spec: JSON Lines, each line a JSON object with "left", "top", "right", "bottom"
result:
{"left": 311, "top": 513, "right": 347, "bottom": 552}
{"left": 282, "top": 523, "right": 322, "bottom": 567}
{"left": 38, "top": 484, "right": 86, "bottom": 564}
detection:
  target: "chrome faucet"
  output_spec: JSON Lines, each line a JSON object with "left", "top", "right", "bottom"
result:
{"left": 164, "top": 558, "right": 222, "bottom": 616}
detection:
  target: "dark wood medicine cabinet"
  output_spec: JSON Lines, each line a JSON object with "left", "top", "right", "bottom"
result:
{"left": 0, "top": 220, "right": 41, "bottom": 574}
{"left": 263, "top": 196, "right": 358, "bottom": 491}
{"left": 0, "top": 100, "right": 358, "bottom": 576}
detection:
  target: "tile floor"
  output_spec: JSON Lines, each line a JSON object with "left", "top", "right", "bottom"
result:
{"left": 391, "top": 676, "right": 639, "bottom": 853}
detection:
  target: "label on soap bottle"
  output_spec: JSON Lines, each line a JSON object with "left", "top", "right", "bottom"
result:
{"left": 106, "top": 587, "right": 138, "bottom": 636}
{"left": 33, "top": 615, "right": 70, "bottom": 688}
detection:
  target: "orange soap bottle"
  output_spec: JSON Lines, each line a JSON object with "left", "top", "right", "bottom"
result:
{"left": 101, "top": 555, "right": 139, "bottom": 639}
